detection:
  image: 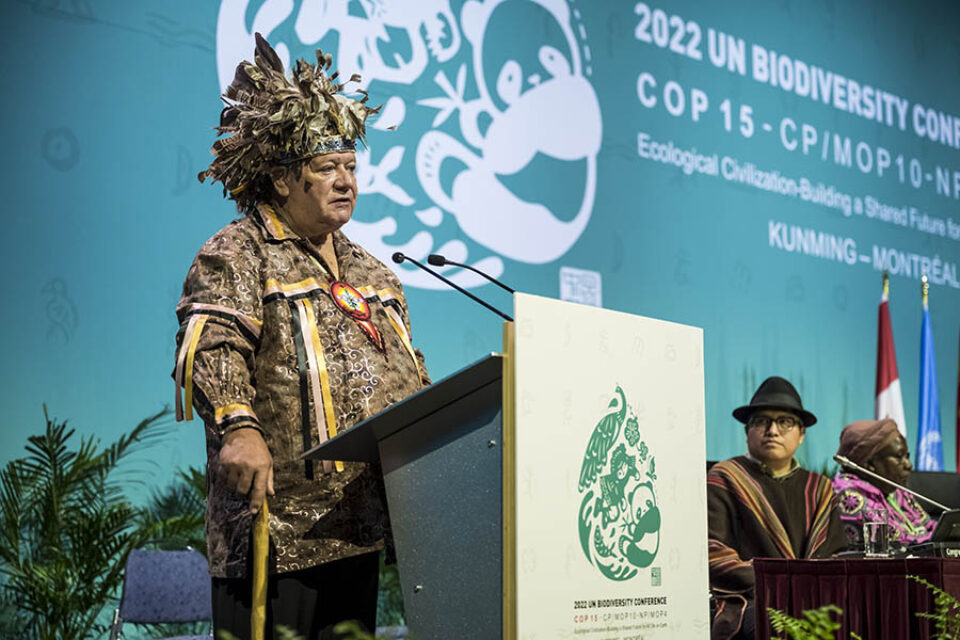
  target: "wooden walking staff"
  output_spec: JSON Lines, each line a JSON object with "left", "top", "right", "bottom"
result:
{"left": 251, "top": 503, "right": 270, "bottom": 640}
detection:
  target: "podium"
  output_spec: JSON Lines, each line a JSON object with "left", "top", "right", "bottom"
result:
{"left": 304, "top": 293, "right": 710, "bottom": 639}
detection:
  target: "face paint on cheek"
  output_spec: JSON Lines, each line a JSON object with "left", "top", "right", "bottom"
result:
{"left": 303, "top": 180, "right": 313, "bottom": 193}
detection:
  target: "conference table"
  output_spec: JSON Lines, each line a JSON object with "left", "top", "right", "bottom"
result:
{"left": 754, "top": 557, "right": 960, "bottom": 639}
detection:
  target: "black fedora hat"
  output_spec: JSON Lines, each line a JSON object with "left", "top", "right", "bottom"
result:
{"left": 732, "top": 376, "right": 817, "bottom": 427}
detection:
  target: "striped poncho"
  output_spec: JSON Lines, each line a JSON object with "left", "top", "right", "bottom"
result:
{"left": 707, "top": 456, "right": 847, "bottom": 639}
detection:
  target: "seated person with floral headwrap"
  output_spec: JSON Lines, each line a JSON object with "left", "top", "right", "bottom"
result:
{"left": 833, "top": 419, "right": 935, "bottom": 548}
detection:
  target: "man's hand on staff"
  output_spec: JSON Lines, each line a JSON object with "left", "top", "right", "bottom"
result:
{"left": 219, "top": 428, "right": 275, "bottom": 514}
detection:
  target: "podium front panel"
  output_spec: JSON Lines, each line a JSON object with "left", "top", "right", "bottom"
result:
{"left": 379, "top": 378, "right": 503, "bottom": 640}
{"left": 508, "top": 293, "right": 710, "bottom": 638}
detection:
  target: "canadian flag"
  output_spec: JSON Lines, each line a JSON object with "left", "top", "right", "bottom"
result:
{"left": 876, "top": 277, "right": 907, "bottom": 437}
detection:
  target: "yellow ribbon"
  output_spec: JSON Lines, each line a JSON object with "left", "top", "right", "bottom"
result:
{"left": 251, "top": 501, "right": 269, "bottom": 640}
{"left": 303, "top": 300, "right": 344, "bottom": 472}
{"left": 383, "top": 306, "right": 424, "bottom": 387}
{"left": 183, "top": 316, "right": 208, "bottom": 422}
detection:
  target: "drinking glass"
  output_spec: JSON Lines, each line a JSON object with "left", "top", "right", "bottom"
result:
{"left": 863, "top": 506, "right": 890, "bottom": 557}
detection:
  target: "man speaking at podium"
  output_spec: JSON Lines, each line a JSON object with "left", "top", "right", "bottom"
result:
{"left": 174, "top": 35, "right": 429, "bottom": 639}
{"left": 706, "top": 377, "right": 846, "bottom": 639}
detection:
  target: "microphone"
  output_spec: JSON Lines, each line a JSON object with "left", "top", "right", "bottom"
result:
{"left": 391, "top": 252, "right": 513, "bottom": 322}
{"left": 427, "top": 254, "right": 515, "bottom": 294}
{"left": 833, "top": 454, "right": 950, "bottom": 511}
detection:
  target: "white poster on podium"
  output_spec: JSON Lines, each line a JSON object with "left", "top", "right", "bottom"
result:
{"left": 511, "top": 293, "right": 710, "bottom": 638}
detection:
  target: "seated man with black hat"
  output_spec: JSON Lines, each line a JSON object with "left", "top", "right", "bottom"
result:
{"left": 706, "top": 377, "right": 847, "bottom": 640}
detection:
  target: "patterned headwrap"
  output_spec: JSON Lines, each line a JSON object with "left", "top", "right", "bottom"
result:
{"left": 836, "top": 418, "right": 900, "bottom": 466}
{"left": 198, "top": 33, "right": 379, "bottom": 212}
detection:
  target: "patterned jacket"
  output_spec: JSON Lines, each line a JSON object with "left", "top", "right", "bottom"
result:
{"left": 174, "top": 204, "right": 429, "bottom": 578}
{"left": 833, "top": 471, "right": 935, "bottom": 546}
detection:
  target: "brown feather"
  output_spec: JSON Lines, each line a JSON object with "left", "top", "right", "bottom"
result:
{"left": 254, "top": 32, "right": 284, "bottom": 73}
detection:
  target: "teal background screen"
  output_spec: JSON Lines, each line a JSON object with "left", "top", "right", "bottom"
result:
{"left": 2, "top": 0, "right": 958, "bottom": 476}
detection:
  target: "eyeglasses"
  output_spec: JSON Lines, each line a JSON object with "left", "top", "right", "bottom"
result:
{"left": 747, "top": 415, "right": 801, "bottom": 432}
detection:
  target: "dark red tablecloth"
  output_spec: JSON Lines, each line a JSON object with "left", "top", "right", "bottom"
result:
{"left": 754, "top": 558, "right": 960, "bottom": 639}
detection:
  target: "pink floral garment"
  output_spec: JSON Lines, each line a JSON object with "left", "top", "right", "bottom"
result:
{"left": 832, "top": 472, "right": 935, "bottom": 547}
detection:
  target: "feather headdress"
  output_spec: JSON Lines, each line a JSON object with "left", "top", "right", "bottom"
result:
{"left": 199, "top": 33, "right": 379, "bottom": 212}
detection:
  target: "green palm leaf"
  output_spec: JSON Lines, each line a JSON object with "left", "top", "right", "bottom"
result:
{"left": 0, "top": 406, "right": 203, "bottom": 640}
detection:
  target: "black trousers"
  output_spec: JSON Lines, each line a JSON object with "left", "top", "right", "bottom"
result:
{"left": 212, "top": 551, "right": 380, "bottom": 640}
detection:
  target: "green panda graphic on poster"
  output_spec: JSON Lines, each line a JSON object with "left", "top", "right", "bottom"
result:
{"left": 578, "top": 386, "right": 661, "bottom": 581}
